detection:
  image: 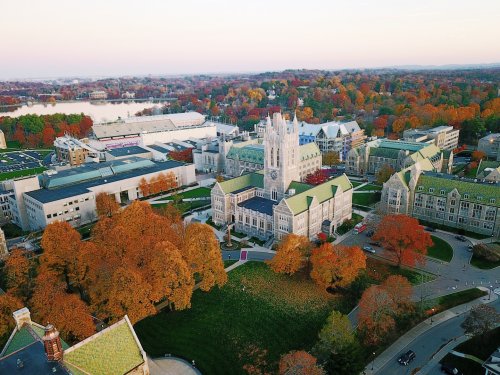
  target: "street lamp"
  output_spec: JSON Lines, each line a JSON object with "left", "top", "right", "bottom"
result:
{"left": 371, "top": 352, "right": 376, "bottom": 371}
{"left": 430, "top": 308, "right": 435, "bottom": 324}
{"left": 489, "top": 286, "right": 492, "bottom": 300}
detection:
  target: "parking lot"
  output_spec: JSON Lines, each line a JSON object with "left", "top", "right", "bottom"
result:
{"left": 0, "top": 150, "right": 48, "bottom": 178}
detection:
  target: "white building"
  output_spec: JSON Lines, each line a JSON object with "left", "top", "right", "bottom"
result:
{"left": 9, "top": 157, "right": 195, "bottom": 231}
{"left": 92, "top": 112, "right": 217, "bottom": 149}
{"left": 403, "top": 125, "right": 459, "bottom": 151}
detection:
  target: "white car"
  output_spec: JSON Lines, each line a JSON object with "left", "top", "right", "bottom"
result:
{"left": 363, "top": 245, "right": 375, "bottom": 254}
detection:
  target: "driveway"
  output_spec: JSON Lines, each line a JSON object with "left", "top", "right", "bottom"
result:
{"left": 375, "top": 298, "right": 500, "bottom": 375}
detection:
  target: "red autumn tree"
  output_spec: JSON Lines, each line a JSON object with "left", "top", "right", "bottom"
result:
{"left": 372, "top": 214, "right": 432, "bottom": 267}
{"left": 4, "top": 248, "right": 34, "bottom": 301}
{"left": 310, "top": 243, "right": 366, "bottom": 290}
{"left": 41, "top": 125, "right": 56, "bottom": 146}
{"left": 305, "top": 169, "right": 329, "bottom": 186}
{"left": 268, "top": 234, "right": 311, "bottom": 275}
{"left": 169, "top": 148, "right": 193, "bottom": 163}
{"left": 278, "top": 351, "right": 325, "bottom": 375}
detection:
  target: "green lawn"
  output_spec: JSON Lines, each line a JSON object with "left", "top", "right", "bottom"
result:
{"left": 426, "top": 288, "right": 487, "bottom": 312}
{"left": 427, "top": 236, "right": 453, "bottom": 262}
{"left": 366, "top": 257, "right": 436, "bottom": 285}
{"left": 350, "top": 181, "right": 364, "bottom": 187}
{"left": 163, "top": 187, "right": 212, "bottom": 200}
{"left": 134, "top": 262, "right": 344, "bottom": 374}
{"left": 355, "top": 183, "right": 382, "bottom": 191}
{"left": 470, "top": 255, "right": 500, "bottom": 270}
{"left": 152, "top": 199, "right": 210, "bottom": 213}
{"left": 0, "top": 166, "right": 47, "bottom": 181}
{"left": 441, "top": 327, "right": 500, "bottom": 375}
{"left": 464, "top": 166, "right": 478, "bottom": 178}
{"left": 352, "top": 192, "right": 381, "bottom": 207}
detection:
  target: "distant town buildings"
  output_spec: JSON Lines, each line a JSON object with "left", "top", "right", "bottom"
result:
{"left": 89, "top": 90, "right": 108, "bottom": 100}
{"left": 298, "top": 120, "right": 366, "bottom": 160}
{"left": 211, "top": 113, "right": 353, "bottom": 241}
{"left": 0, "top": 307, "right": 149, "bottom": 374}
{"left": 478, "top": 133, "right": 500, "bottom": 161}
{"left": 403, "top": 125, "right": 459, "bottom": 151}
{"left": 345, "top": 139, "right": 453, "bottom": 176}
{"left": 379, "top": 161, "right": 499, "bottom": 238}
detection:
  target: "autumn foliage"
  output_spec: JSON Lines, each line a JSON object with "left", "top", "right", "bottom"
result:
{"left": 304, "top": 169, "right": 329, "bottom": 186}
{"left": 310, "top": 243, "right": 366, "bottom": 290}
{"left": 0, "top": 200, "right": 226, "bottom": 343}
{"left": 278, "top": 351, "right": 325, "bottom": 375}
{"left": 373, "top": 214, "right": 433, "bottom": 267}
{"left": 138, "top": 172, "right": 177, "bottom": 197}
{"left": 267, "top": 234, "right": 311, "bottom": 275}
{"left": 358, "top": 275, "right": 413, "bottom": 345}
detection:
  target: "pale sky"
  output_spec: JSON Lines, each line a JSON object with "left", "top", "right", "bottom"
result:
{"left": 1, "top": 0, "right": 499, "bottom": 79}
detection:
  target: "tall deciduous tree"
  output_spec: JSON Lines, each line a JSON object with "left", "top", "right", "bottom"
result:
{"left": 183, "top": 223, "right": 227, "bottom": 291}
{"left": 375, "top": 164, "right": 395, "bottom": 185}
{"left": 4, "top": 248, "right": 34, "bottom": 301}
{"left": 30, "top": 272, "right": 95, "bottom": 342}
{"left": 40, "top": 221, "right": 82, "bottom": 289}
{"left": 372, "top": 214, "right": 432, "bottom": 267}
{"left": 461, "top": 304, "right": 500, "bottom": 338}
{"left": 0, "top": 293, "right": 23, "bottom": 338}
{"left": 315, "top": 310, "right": 354, "bottom": 357}
{"left": 143, "top": 241, "right": 194, "bottom": 309}
{"left": 268, "top": 234, "right": 311, "bottom": 275}
{"left": 358, "top": 286, "right": 396, "bottom": 346}
{"left": 322, "top": 151, "right": 340, "bottom": 167}
{"left": 278, "top": 351, "right": 325, "bottom": 375}
{"left": 310, "top": 244, "right": 366, "bottom": 290}
{"left": 95, "top": 192, "right": 120, "bottom": 218}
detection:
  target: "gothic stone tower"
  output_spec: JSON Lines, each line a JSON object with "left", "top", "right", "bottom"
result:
{"left": 263, "top": 113, "right": 300, "bottom": 201}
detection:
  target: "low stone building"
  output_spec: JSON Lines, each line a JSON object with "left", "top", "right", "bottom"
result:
{"left": 379, "top": 161, "right": 500, "bottom": 238}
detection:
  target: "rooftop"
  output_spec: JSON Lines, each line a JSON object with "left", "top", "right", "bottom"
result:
{"left": 238, "top": 196, "right": 276, "bottom": 216}
{"left": 26, "top": 158, "right": 185, "bottom": 203}
{"left": 107, "top": 146, "right": 150, "bottom": 157}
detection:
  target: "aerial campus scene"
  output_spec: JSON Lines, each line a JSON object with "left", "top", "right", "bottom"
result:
{"left": 0, "top": 1, "right": 499, "bottom": 374}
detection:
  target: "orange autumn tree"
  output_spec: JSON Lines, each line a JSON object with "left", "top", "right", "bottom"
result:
{"left": 268, "top": 234, "right": 311, "bottom": 275}
{"left": 0, "top": 293, "right": 23, "bottom": 338}
{"left": 310, "top": 243, "right": 366, "bottom": 290}
{"left": 183, "top": 222, "right": 227, "bottom": 291}
{"left": 30, "top": 272, "right": 95, "bottom": 342}
{"left": 143, "top": 241, "right": 194, "bottom": 309}
{"left": 372, "top": 214, "right": 432, "bottom": 267}
{"left": 4, "top": 248, "right": 34, "bottom": 301}
{"left": 278, "top": 351, "right": 325, "bottom": 375}
{"left": 358, "top": 275, "right": 413, "bottom": 345}
{"left": 40, "top": 221, "right": 83, "bottom": 289}
{"left": 95, "top": 192, "right": 120, "bottom": 218}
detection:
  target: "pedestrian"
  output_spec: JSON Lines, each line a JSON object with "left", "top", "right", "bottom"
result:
{"left": 228, "top": 254, "right": 231, "bottom": 260}
{"left": 192, "top": 360, "right": 196, "bottom": 367}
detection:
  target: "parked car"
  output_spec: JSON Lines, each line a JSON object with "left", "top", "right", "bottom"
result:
{"left": 455, "top": 235, "right": 467, "bottom": 242}
{"left": 398, "top": 350, "right": 416, "bottom": 366}
{"left": 441, "top": 363, "right": 462, "bottom": 375}
{"left": 370, "top": 241, "right": 381, "bottom": 247}
{"left": 425, "top": 227, "right": 436, "bottom": 232}
{"left": 363, "top": 245, "right": 375, "bottom": 254}
{"left": 467, "top": 244, "right": 474, "bottom": 251}
{"left": 366, "top": 230, "right": 374, "bottom": 237}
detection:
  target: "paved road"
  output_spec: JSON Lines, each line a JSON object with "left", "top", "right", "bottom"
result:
{"left": 376, "top": 298, "right": 500, "bottom": 375}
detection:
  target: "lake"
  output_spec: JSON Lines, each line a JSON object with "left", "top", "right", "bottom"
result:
{"left": 0, "top": 101, "right": 162, "bottom": 123}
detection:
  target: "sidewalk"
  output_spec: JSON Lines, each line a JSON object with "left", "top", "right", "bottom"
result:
{"left": 364, "top": 286, "right": 498, "bottom": 374}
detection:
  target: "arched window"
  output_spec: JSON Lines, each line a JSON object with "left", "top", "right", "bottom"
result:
{"left": 270, "top": 148, "right": 274, "bottom": 167}
{"left": 276, "top": 148, "right": 280, "bottom": 167}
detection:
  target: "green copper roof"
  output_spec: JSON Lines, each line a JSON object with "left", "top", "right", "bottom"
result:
{"left": 288, "top": 181, "right": 314, "bottom": 194}
{"left": 63, "top": 319, "right": 144, "bottom": 375}
{"left": 1, "top": 323, "right": 69, "bottom": 357}
{"left": 226, "top": 144, "right": 264, "bottom": 164}
{"left": 285, "top": 174, "right": 352, "bottom": 215}
{"left": 216, "top": 172, "right": 264, "bottom": 194}
{"left": 378, "top": 140, "right": 425, "bottom": 152}
{"left": 417, "top": 173, "right": 500, "bottom": 207}
{"left": 369, "top": 147, "right": 401, "bottom": 158}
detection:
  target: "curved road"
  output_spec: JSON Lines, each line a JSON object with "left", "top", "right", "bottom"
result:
{"left": 376, "top": 298, "right": 500, "bottom": 375}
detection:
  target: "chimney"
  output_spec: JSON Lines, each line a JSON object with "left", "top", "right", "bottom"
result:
{"left": 42, "top": 324, "right": 63, "bottom": 361}
{"left": 13, "top": 307, "right": 32, "bottom": 330}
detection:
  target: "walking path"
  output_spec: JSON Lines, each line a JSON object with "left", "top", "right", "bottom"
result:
{"left": 364, "top": 287, "right": 498, "bottom": 374}
{"left": 148, "top": 355, "right": 201, "bottom": 375}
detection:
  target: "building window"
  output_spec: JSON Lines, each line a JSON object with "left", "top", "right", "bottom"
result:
{"left": 464, "top": 194, "right": 469, "bottom": 199}
{"left": 429, "top": 188, "right": 434, "bottom": 193}
{"left": 490, "top": 198, "right": 496, "bottom": 204}
{"left": 417, "top": 186, "right": 423, "bottom": 192}
{"left": 440, "top": 190, "right": 445, "bottom": 195}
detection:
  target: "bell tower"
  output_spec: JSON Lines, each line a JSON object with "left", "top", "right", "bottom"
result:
{"left": 263, "top": 113, "right": 300, "bottom": 201}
